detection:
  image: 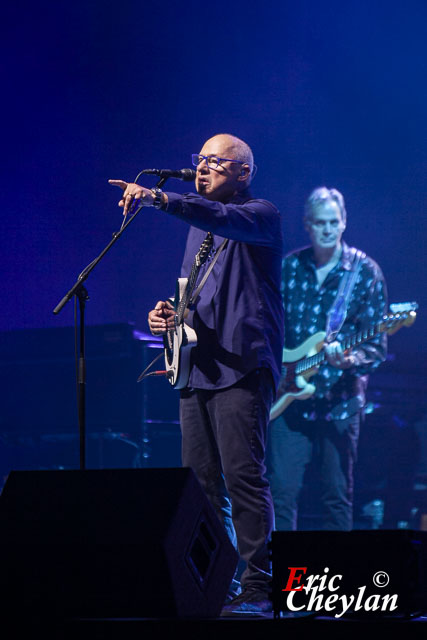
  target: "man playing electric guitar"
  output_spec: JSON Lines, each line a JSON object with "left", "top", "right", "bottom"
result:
{"left": 267, "top": 187, "right": 388, "bottom": 531}
{"left": 110, "top": 134, "right": 284, "bottom": 615}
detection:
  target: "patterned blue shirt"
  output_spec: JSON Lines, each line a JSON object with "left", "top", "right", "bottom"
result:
{"left": 164, "top": 189, "right": 284, "bottom": 391}
{"left": 282, "top": 242, "right": 387, "bottom": 420}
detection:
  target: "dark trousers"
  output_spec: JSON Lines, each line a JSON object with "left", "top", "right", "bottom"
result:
{"left": 180, "top": 368, "right": 274, "bottom": 593}
{"left": 267, "top": 411, "right": 360, "bottom": 531}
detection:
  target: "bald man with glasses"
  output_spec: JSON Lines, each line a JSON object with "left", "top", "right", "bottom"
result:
{"left": 110, "top": 133, "right": 283, "bottom": 615}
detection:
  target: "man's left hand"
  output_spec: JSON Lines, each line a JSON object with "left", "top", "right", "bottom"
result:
{"left": 324, "top": 341, "right": 355, "bottom": 369}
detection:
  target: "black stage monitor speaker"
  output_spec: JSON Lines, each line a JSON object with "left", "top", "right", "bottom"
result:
{"left": 270, "top": 530, "right": 427, "bottom": 618}
{"left": 0, "top": 468, "right": 238, "bottom": 619}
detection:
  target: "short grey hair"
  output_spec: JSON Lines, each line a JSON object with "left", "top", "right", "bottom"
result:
{"left": 304, "top": 186, "right": 347, "bottom": 224}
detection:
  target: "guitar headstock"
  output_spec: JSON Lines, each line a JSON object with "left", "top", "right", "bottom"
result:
{"left": 383, "top": 302, "right": 418, "bottom": 335}
{"left": 195, "top": 232, "right": 214, "bottom": 267}
{"left": 389, "top": 302, "right": 418, "bottom": 314}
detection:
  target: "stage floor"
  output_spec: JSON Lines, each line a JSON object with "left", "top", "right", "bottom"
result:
{"left": 13, "top": 613, "right": 427, "bottom": 640}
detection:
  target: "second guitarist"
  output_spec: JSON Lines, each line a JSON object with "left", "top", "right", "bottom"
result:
{"left": 267, "top": 186, "right": 388, "bottom": 532}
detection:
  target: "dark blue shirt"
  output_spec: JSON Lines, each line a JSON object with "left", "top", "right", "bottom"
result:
{"left": 164, "top": 189, "right": 284, "bottom": 391}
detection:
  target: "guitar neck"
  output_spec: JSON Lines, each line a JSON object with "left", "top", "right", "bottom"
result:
{"left": 176, "top": 258, "right": 204, "bottom": 323}
{"left": 175, "top": 233, "right": 213, "bottom": 324}
{"left": 298, "top": 321, "right": 383, "bottom": 374}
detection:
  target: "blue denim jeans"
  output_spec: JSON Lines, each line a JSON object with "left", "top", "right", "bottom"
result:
{"left": 180, "top": 368, "right": 274, "bottom": 593}
{"left": 267, "top": 411, "right": 360, "bottom": 531}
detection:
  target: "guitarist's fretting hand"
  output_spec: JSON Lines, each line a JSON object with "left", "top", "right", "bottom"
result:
{"left": 148, "top": 300, "right": 175, "bottom": 336}
{"left": 324, "top": 340, "right": 356, "bottom": 370}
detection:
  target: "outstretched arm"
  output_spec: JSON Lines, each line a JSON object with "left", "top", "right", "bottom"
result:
{"left": 108, "top": 180, "right": 169, "bottom": 216}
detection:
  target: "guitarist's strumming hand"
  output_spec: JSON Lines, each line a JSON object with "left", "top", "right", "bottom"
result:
{"left": 148, "top": 300, "right": 175, "bottom": 336}
{"left": 324, "top": 340, "right": 356, "bottom": 370}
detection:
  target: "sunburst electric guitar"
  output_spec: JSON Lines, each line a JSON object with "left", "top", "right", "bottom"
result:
{"left": 163, "top": 233, "right": 213, "bottom": 389}
{"left": 270, "top": 302, "right": 418, "bottom": 421}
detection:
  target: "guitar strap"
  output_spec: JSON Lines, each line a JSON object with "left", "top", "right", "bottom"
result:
{"left": 189, "top": 237, "right": 229, "bottom": 306}
{"left": 325, "top": 248, "right": 365, "bottom": 343}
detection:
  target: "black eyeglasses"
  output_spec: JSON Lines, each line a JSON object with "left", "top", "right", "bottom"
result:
{"left": 191, "top": 154, "right": 246, "bottom": 170}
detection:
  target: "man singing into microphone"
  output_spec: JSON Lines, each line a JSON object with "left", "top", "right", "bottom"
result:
{"left": 109, "top": 134, "right": 283, "bottom": 615}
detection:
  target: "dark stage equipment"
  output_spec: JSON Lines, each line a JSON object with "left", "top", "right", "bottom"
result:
{"left": 0, "top": 467, "right": 238, "bottom": 619}
{"left": 0, "top": 323, "right": 181, "bottom": 475}
{"left": 270, "top": 529, "right": 427, "bottom": 619}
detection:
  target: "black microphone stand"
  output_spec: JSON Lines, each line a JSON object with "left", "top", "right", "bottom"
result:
{"left": 53, "top": 176, "right": 168, "bottom": 470}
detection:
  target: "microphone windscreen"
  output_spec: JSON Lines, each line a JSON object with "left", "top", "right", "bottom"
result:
{"left": 181, "top": 169, "right": 197, "bottom": 181}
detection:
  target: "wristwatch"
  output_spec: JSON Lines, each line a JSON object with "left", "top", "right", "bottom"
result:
{"left": 150, "top": 187, "right": 164, "bottom": 209}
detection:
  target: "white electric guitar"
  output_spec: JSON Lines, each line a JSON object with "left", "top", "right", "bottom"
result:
{"left": 164, "top": 233, "right": 213, "bottom": 389}
{"left": 270, "top": 302, "right": 418, "bottom": 421}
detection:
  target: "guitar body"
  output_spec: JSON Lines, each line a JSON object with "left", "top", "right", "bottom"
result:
{"left": 270, "top": 331, "right": 326, "bottom": 421}
{"left": 164, "top": 320, "right": 197, "bottom": 389}
{"left": 269, "top": 302, "right": 417, "bottom": 422}
{"left": 163, "top": 277, "right": 198, "bottom": 389}
{"left": 161, "top": 235, "right": 214, "bottom": 390}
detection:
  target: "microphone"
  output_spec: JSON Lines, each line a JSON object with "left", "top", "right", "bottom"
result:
{"left": 140, "top": 168, "right": 196, "bottom": 181}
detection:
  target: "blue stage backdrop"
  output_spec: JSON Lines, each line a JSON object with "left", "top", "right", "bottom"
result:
{"left": 1, "top": 0, "right": 426, "bottom": 349}
{"left": 1, "top": 2, "right": 427, "bottom": 506}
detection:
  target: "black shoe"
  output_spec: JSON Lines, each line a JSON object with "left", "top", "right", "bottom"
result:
{"left": 223, "top": 579, "right": 242, "bottom": 604}
{"left": 221, "top": 588, "right": 272, "bottom": 617}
